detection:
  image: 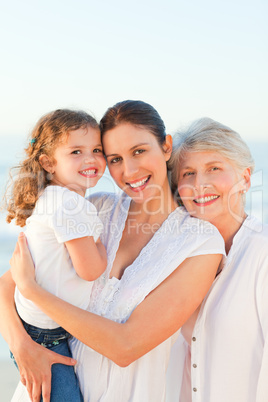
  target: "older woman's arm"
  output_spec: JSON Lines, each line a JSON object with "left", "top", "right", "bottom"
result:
{"left": 11, "top": 232, "right": 222, "bottom": 367}
{"left": 0, "top": 268, "right": 76, "bottom": 402}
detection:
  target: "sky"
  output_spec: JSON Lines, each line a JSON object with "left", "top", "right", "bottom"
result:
{"left": 1, "top": 0, "right": 268, "bottom": 368}
{"left": 0, "top": 0, "right": 267, "bottom": 141}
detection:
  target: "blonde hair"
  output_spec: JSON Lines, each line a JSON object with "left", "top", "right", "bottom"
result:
{"left": 169, "top": 117, "right": 255, "bottom": 197}
{"left": 5, "top": 109, "right": 98, "bottom": 227}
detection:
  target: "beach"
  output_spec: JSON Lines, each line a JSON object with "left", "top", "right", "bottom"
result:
{"left": 0, "top": 359, "right": 20, "bottom": 401}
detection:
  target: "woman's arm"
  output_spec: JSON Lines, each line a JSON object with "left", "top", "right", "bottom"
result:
{"left": 11, "top": 232, "right": 221, "bottom": 367}
{"left": 0, "top": 268, "right": 76, "bottom": 402}
{"left": 65, "top": 237, "right": 107, "bottom": 281}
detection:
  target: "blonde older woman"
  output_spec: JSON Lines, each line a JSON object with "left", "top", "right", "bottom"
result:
{"left": 166, "top": 117, "right": 268, "bottom": 402}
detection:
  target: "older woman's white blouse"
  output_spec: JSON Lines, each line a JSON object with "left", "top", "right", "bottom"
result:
{"left": 12, "top": 192, "right": 225, "bottom": 402}
{"left": 166, "top": 215, "right": 268, "bottom": 402}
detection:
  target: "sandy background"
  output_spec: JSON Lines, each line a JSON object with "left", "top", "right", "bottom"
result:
{"left": 0, "top": 359, "right": 20, "bottom": 401}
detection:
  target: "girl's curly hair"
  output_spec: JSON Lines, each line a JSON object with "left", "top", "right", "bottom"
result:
{"left": 4, "top": 109, "right": 98, "bottom": 227}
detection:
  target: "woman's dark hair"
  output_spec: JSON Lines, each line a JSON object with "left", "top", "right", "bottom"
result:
{"left": 100, "top": 100, "right": 166, "bottom": 145}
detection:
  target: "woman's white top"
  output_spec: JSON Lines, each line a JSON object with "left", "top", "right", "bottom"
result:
{"left": 12, "top": 192, "right": 224, "bottom": 402}
{"left": 15, "top": 185, "right": 103, "bottom": 329}
{"left": 70, "top": 192, "right": 224, "bottom": 402}
{"left": 166, "top": 215, "right": 268, "bottom": 402}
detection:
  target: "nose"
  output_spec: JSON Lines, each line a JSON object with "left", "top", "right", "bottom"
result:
{"left": 84, "top": 153, "right": 96, "bottom": 164}
{"left": 193, "top": 172, "right": 209, "bottom": 192}
{"left": 123, "top": 158, "right": 139, "bottom": 179}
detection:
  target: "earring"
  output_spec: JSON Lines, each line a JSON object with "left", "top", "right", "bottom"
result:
{"left": 241, "top": 189, "right": 246, "bottom": 194}
{"left": 47, "top": 172, "right": 54, "bottom": 181}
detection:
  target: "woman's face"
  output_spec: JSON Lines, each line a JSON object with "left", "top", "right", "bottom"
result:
{"left": 177, "top": 151, "right": 250, "bottom": 228}
{"left": 102, "top": 123, "right": 172, "bottom": 203}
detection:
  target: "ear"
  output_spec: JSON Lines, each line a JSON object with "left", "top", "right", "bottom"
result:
{"left": 163, "top": 134, "right": 173, "bottom": 162}
{"left": 39, "top": 154, "right": 55, "bottom": 173}
{"left": 243, "top": 167, "right": 251, "bottom": 192}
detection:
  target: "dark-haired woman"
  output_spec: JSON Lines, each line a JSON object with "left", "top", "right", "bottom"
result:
{"left": 1, "top": 101, "right": 224, "bottom": 402}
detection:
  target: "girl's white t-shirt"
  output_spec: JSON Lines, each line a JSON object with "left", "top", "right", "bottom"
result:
{"left": 15, "top": 185, "right": 103, "bottom": 329}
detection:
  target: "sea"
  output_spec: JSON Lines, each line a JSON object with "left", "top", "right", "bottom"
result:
{"left": 0, "top": 135, "right": 267, "bottom": 360}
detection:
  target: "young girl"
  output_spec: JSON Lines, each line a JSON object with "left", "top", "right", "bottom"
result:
{"left": 5, "top": 109, "right": 107, "bottom": 401}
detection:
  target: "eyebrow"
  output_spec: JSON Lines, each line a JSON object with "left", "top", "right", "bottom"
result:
{"left": 67, "top": 143, "right": 102, "bottom": 149}
{"left": 181, "top": 161, "right": 224, "bottom": 169}
{"left": 105, "top": 142, "right": 149, "bottom": 158}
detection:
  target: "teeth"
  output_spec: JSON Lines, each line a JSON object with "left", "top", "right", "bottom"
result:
{"left": 129, "top": 177, "right": 149, "bottom": 188}
{"left": 195, "top": 195, "right": 218, "bottom": 203}
{"left": 81, "top": 169, "right": 96, "bottom": 175}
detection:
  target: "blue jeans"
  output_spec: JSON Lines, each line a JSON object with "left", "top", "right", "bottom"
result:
{"left": 11, "top": 319, "right": 83, "bottom": 402}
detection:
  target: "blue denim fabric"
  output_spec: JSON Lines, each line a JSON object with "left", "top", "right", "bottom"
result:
{"left": 11, "top": 319, "right": 83, "bottom": 401}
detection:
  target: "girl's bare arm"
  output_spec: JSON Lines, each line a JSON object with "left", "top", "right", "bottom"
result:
{"left": 65, "top": 237, "right": 107, "bottom": 281}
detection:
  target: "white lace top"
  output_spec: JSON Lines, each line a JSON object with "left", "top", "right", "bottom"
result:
{"left": 69, "top": 192, "right": 225, "bottom": 402}
{"left": 12, "top": 192, "right": 225, "bottom": 402}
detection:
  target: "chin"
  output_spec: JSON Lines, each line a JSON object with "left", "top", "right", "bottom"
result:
{"left": 129, "top": 193, "right": 145, "bottom": 203}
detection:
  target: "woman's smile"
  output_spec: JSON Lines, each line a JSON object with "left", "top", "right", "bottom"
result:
{"left": 193, "top": 194, "right": 220, "bottom": 206}
{"left": 126, "top": 175, "right": 151, "bottom": 191}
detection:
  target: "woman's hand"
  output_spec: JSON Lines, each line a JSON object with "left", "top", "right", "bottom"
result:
{"left": 10, "top": 232, "right": 37, "bottom": 298}
{"left": 13, "top": 336, "right": 76, "bottom": 402}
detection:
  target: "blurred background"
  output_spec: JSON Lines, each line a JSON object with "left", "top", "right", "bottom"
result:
{"left": 0, "top": 0, "right": 267, "bottom": 398}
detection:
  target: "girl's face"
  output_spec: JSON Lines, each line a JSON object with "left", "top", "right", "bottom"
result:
{"left": 102, "top": 123, "right": 172, "bottom": 204}
{"left": 51, "top": 126, "right": 106, "bottom": 196}
{"left": 177, "top": 151, "right": 250, "bottom": 228}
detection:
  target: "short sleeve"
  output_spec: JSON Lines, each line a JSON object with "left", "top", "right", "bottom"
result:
{"left": 187, "top": 219, "right": 225, "bottom": 258}
{"left": 50, "top": 189, "right": 103, "bottom": 243}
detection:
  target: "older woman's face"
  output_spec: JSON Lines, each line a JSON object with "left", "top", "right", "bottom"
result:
{"left": 177, "top": 151, "right": 250, "bottom": 228}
